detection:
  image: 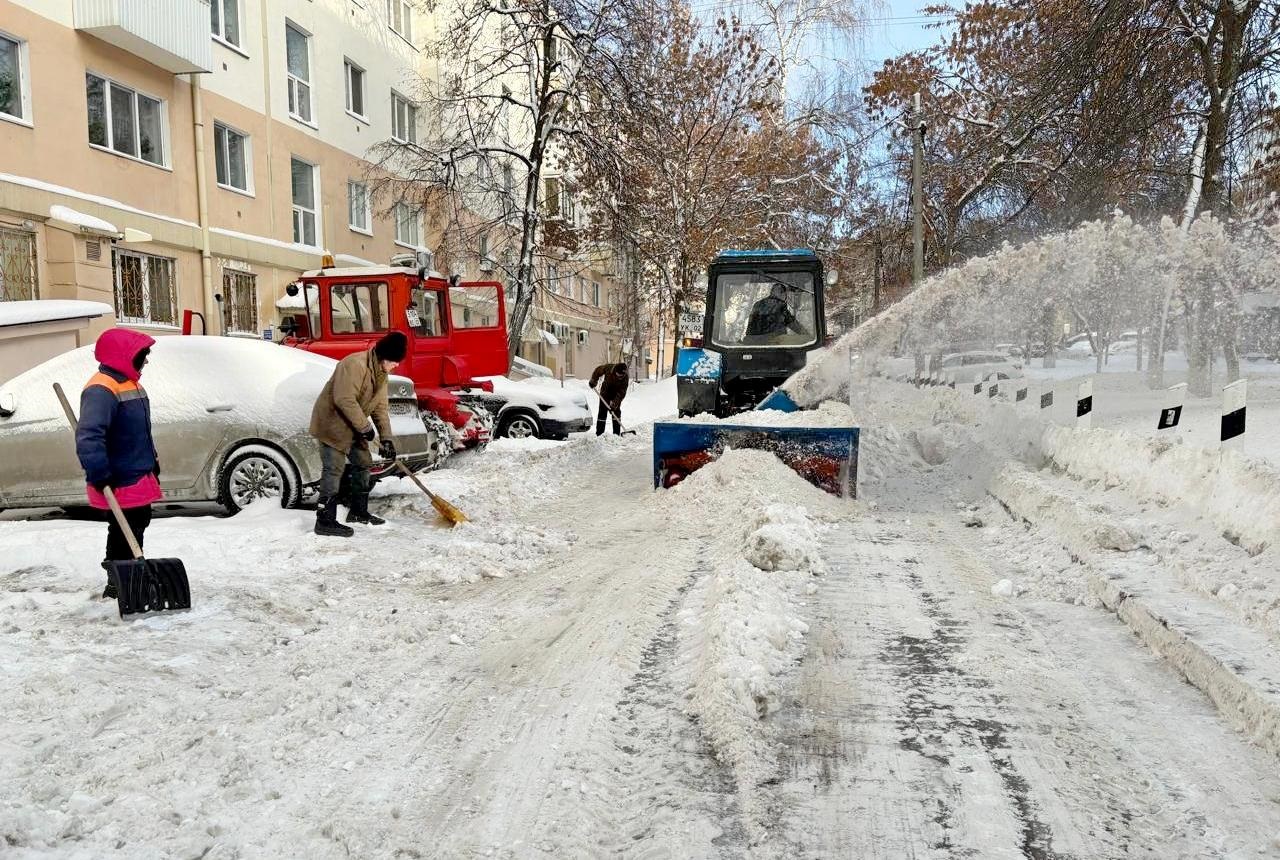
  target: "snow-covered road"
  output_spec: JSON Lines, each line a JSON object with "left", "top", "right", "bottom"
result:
{"left": 4, "top": 376, "right": 1280, "bottom": 858}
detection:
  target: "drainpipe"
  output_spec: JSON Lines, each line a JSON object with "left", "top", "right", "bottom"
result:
{"left": 190, "top": 73, "right": 218, "bottom": 334}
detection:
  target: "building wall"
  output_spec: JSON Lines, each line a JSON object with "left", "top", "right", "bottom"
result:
{"left": 0, "top": 0, "right": 623, "bottom": 366}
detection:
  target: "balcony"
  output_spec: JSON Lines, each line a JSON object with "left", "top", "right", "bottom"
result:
{"left": 75, "top": 0, "right": 212, "bottom": 74}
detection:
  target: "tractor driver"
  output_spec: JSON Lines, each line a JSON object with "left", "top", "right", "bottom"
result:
{"left": 745, "top": 282, "right": 808, "bottom": 343}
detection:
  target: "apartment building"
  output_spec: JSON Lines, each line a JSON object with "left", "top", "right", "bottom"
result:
{"left": 0, "top": 0, "right": 623, "bottom": 374}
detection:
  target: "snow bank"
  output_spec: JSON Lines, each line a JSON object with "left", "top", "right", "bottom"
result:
{"left": 681, "top": 399, "right": 856, "bottom": 428}
{"left": 0, "top": 300, "right": 114, "bottom": 328}
{"left": 1041, "top": 426, "right": 1280, "bottom": 556}
{"left": 662, "top": 449, "right": 840, "bottom": 841}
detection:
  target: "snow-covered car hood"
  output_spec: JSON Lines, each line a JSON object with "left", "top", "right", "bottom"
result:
{"left": 476, "top": 376, "right": 590, "bottom": 411}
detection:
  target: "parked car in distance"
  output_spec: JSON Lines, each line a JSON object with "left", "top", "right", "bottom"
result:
{"left": 939, "top": 351, "right": 1025, "bottom": 382}
{"left": 472, "top": 375, "right": 592, "bottom": 440}
{"left": 0, "top": 336, "right": 441, "bottom": 515}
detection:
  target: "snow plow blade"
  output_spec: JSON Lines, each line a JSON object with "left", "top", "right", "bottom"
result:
{"left": 652, "top": 421, "right": 858, "bottom": 497}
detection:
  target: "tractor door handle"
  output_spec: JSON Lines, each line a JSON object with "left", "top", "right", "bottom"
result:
{"left": 206, "top": 404, "right": 235, "bottom": 413}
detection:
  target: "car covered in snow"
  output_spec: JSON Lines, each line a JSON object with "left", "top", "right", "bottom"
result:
{"left": 470, "top": 375, "right": 592, "bottom": 440}
{"left": 939, "top": 351, "right": 1025, "bottom": 382}
{"left": 0, "top": 336, "right": 441, "bottom": 514}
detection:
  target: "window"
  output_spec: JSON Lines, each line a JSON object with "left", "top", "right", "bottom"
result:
{"left": 344, "top": 59, "right": 365, "bottom": 118}
{"left": 213, "top": 122, "right": 250, "bottom": 192}
{"left": 394, "top": 202, "right": 421, "bottom": 247}
{"left": 348, "top": 181, "right": 371, "bottom": 233}
{"left": 210, "top": 0, "right": 241, "bottom": 49}
{"left": 544, "top": 178, "right": 561, "bottom": 216}
{"left": 290, "top": 157, "right": 318, "bottom": 247}
{"left": 449, "top": 286, "right": 498, "bottom": 328}
{"left": 285, "top": 22, "right": 312, "bottom": 124}
{"left": 408, "top": 286, "right": 444, "bottom": 337}
{"left": 561, "top": 186, "right": 576, "bottom": 224}
{"left": 387, "top": 0, "right": 413, "bottom": 42}
{"left": 113, "top": 249, "right": 177, "bottom": 326}
{"left": 86, "top": 73, "right": 166, "bottom": 166}
{"left": 221, "top": 270, "right": 257, "bottom": 334}
{"left": 391, "top": 91, "right": 416, "bottom": 143}
{"left": 592, "top": 281, "right": 600, "bottom": 307}
{"left": 330, "top": 282, "right": 390, "bottom": 334}
{"left": 710, "top": 270, "right": 817, "bottom": 350}
{"left": 502, "top": 163, "right": 515, "bottom": 210}
{"left": 547, "top": 263, "right": 558, "bottom": 294}
{"left": 0, "top": 225, "right": 38, "bottom": 301}
{"left": 0, "top": 33, "right": 29, "bottom": 123}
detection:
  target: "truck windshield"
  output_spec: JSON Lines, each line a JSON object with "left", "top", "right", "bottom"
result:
{"left": 330, "top": 282, "right": 390, "bottom": 334}
{"left": 710, "top": 271, "right": 817, "bottom": 349}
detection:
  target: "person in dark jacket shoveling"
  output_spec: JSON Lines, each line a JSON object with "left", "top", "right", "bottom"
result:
{"left": 310, "top": 331, "right": 406, "bottom": 537}
{"left": 588, "top": 362, "right": 629, "bottom": 435}
{"left": 75, "top": 328, "right": 162, "bottom": 599}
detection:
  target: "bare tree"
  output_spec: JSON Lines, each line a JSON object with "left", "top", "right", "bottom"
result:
{"left": 374, "top": 0, "right": 621, "bottom": 365}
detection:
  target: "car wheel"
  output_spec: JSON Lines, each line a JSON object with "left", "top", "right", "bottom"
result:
{"left": 218, "top": 445, "right": 300, "bottom": 515}
{"left": 498, "top": 411, "right": 541, "bottom": 440}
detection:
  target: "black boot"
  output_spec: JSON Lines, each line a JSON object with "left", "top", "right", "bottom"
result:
{"left": 100, "top": 561, "right": 118, "bottom": 600}
{"left": 315, "top": 497, "right": 355, "bottom": 538}
{"left": 346, "top": 493, "right": 386, "bottom": 526}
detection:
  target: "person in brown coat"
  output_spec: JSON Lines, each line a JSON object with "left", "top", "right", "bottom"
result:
{"left": 588, "top": 362, "right": 629, "bottom": 435}
{"left": 310, "top": 331, "right": 407, "bottom": 536}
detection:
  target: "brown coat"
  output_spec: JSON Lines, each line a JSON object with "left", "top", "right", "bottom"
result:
{"left": 310, "top": 348, "right": 392, "bottom": 450}
{"left": 589, "top": 363, "right": 629, "bottom": 406}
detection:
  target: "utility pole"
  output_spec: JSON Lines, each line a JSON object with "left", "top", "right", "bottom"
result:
{"left": 912, "top": 92, "right": 925, "bottom": 288}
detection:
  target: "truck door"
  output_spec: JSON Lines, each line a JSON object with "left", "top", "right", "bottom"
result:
{"left": 443, "top": 282, "right": 509, "bottom": 381}
{"left": 405, "top": 283, "right": 448, "bottom": 386}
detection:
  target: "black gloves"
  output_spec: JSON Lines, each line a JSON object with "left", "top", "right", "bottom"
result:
{"left": 359, "top": 427, "right": 377, "bottom": 442}
{"left": 378, "top": 439, "right": 396, "bottom": 460}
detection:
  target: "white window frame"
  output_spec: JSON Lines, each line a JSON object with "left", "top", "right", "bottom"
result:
{"left": 210, "top": 0, "right": 244, "bottom": 52}
{"left": 344, "top": 58, "right": 367, "bottom": 122}
{"left": 387, "top": 0, "right": 413, "bottom": 43}
{"left": 285, "top": 21, "right": 314, "bottom": 127}
{"left": 290, "top": 156, "right": 320, "bottom": 248}
{"left": 112, "top": 248, "right": 179, "bottom": 328}
{"left": 592, "top": 281, "right": 601, "bottom": 307}
{"left": 393, "top": 202, "right": 422, "bottom": 248}
{"left": 0, "top": 31, "right": 32, "bottom": 127}
{"left": 85, "top": 71, "right": 170, "bottom": 168}
{"left": 213, "top": 121, "right": 253, "bottom": 195}
{"left": 348, "top": 180, "right": 372, "bottom": 235}
{"left": 391, "top": 91, "right": 416, "bottom": 143}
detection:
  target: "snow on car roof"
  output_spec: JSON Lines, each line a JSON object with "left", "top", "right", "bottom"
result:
{"left": 0, "top": 336, "right": 341, "bottom": 435}
{"left": 0, "top": 300, "right": 114, "bottom": 328}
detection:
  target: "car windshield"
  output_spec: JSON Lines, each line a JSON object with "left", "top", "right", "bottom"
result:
{"left": 710, "top": 271, "right": 817, "bottom": 349}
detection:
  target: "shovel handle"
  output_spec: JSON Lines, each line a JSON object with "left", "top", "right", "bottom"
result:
{"left": 394, "top": 458, "right": 438, "bottom": 502}
{"left": 53, "top": 382, "right": 145, "bottom": 560}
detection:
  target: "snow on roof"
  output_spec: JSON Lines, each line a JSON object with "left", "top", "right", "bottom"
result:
{"left": 48, "top": 205, "right": 118, "bottom": 234}
{"left": 540, "top": 328, "right": 559, "bottom": 346}
{"left": 299, "top": 266, "right": 417, "bottom": 279}
{"left": 0, "top": 300, "right": 114, "bottom": 327}
{"left": 274, "top": 283, "right": 316, "bottom": 310}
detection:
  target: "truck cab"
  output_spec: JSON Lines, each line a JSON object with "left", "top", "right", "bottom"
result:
{"left": 280, "top": 262, "right": 510, "bottom": 446}
{"left": 678, "top": 249, "right": 828, "bottom": 417}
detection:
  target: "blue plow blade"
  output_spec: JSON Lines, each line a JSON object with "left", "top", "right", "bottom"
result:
{"left": 755, "top": 389, "right": 800, "bottom": 412}
{"left": 652, "top": 421, "right": 859, "bottom": 498}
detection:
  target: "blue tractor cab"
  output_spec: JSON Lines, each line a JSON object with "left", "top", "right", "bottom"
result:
{"left": 677, "top": 249, "right": 827, "bottom": 417}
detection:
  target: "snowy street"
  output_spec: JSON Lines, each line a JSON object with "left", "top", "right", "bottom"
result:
{"left": 5, "top": 372, "right": 1280, "bottom": 858}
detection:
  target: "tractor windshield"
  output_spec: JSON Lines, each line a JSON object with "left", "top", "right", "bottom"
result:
{"left": 710, "top": 270, "right": 817, "bottom": 349}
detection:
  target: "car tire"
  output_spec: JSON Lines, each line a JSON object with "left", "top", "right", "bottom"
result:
{"left": 497, "top": 410, "right": 541, "bottom": 440}
{"left": 218, "top": 444, "right": 300, "bottom": 515}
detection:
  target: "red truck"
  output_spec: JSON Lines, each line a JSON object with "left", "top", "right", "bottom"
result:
{"left": 278, "top": 256, "right": 510, "bottom": 466}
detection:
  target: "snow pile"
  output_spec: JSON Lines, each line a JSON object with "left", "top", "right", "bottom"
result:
{"left": 0, "top": 299, "right": 114, "bottom": 328}
{"left": 49, "top": 204, "right": 118, "bottom": 234}
{"left": 681, "top": 398, "right": 856, "bottom": 428}
{"left": 1041, "top": 426, "right": 1280, "bottom": 556}
{"left": 662, "top": 449, "right": 842, "bottom": 841}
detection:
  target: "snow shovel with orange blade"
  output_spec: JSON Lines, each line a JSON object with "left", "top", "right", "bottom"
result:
{"left": 394, "top": 459, "right": 468, "bottom": 526}
{"left": 53, "top": 383, "right": 191, "bottom": 618}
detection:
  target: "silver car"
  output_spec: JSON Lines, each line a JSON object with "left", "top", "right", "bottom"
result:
{"left": 0, "top": 336, "right": 441, "bottom": 514}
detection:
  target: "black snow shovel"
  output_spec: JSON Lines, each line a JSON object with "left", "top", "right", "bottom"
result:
{"left": 596, "top": 393, "right": 637, "bottom": 436}
{"left": 53, "top": 383, "right": 191, "bottom": 618}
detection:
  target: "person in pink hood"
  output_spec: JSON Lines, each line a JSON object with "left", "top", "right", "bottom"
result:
{"left": 75, "top": 328, "right": 162, "bottom": 599}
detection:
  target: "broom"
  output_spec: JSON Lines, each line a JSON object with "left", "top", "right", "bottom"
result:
{"left": 394, "top": 460, "right": 468, "bottom": 525}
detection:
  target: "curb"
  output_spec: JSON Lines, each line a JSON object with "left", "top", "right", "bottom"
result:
{"left": 990, "top": 466, "right": 1280, "bottom": 760}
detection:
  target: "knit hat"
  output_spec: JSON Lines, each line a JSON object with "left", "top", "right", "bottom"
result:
{"left": 374, "top": 330, "right": 409, "bottom": 363}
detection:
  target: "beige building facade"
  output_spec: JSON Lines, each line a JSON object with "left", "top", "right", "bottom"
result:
{"left": 0, "top": 0, "right": 621, "bottom": 374}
